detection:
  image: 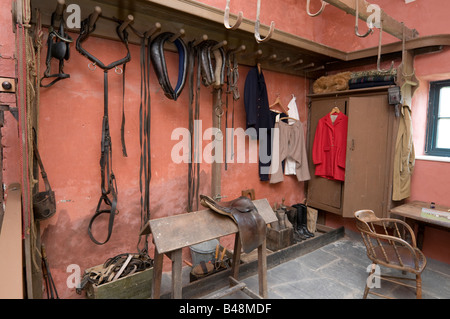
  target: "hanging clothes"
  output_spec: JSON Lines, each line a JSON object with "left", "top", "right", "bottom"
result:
{"left": 270, "top": 120, "right": 311, "bottom": 183}
{"left": 393, "top": 104, "right": 415, "bottom": 201}
{"left": 284, "top": 95, "right": 300, "bottom": 175}
{"left": 244, "top": 65, "right": 273, "bottom": 181}
{"left": 312, "top": 112, "right": 348, "bottom": 181}
{"left": 244, "top": 65, "right": 272, "bottom": 138}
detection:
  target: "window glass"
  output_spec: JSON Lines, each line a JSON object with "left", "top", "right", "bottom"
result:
{"left": 438, "top": 87, "right": 450, "bottom": 117}
{"left": 425, "top": 80, "right": 450, "bottom": 156}
{"left": 436, "top": 119, "right": 450, "bottom": 149}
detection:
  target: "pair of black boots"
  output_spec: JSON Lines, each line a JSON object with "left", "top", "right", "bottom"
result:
{"left": 289, "top": 204, "right": 314, "bottom": 241}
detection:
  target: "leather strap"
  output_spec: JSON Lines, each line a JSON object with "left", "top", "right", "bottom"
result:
{"left": 187, "top": 40, "right": 200, "bottom": 212}
{"left": 137, "top": 33, "right": 152, "bottom": 254}
{"left": 150, "top": 32, "right": 188, "bottom": 101}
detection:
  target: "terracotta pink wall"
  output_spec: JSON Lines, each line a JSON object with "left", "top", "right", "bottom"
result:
{"left": 0, "top": 0, "right": 21, "bottom": 186}
{"left": 35, "top": 29, "right": 309, "bottom": 297}
{"left": 3, "top": 0, "right": 450, "bottom": 299}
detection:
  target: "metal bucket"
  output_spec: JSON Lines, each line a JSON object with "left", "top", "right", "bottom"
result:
{"left": 189, "top": 239, "right": 219, "bottom": 267}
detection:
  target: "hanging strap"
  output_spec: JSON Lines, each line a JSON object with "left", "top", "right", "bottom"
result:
{"left": 137, "top": 34, "right": 152, "bottom": 254}
{"left": 87, "top": 71, "right": 118, "bottom": 245}
{"left": 32, "top": 134, "right": 52, "bottom": 194}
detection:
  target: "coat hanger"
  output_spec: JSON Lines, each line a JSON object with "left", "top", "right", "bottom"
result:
{"left": 330, "top": 98, "right": 340, "bottom": 115}
{"left": 330, "top": 106, "right": 340, "bottom": 115}
{"left": 270, "top": 94, "right": 289, "bottom": 114}
{"left": 279, "top": 116, "right": 298, "bottom": 122}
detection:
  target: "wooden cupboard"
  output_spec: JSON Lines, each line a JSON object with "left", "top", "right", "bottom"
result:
{"left": 306, "top": 87, "right": 399, "bottom": 218}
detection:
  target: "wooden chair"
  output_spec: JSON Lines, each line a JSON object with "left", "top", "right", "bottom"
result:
{"left": 354, "top": 210, "right": 427, "bottom": 299}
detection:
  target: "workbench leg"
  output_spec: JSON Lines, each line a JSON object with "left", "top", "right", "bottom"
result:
{"left": 258, "top": 238, "right": 268, "bottom": 298}
{"left": 171, "top": 249, "right": 183, "bottom": 299}
{"left": 231, "top": 233, "right": 242, "bottom": 280}
{"left": 152, "top": 250, "right": 164, "bottom": 299}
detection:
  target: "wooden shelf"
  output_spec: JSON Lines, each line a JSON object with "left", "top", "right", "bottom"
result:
{"left": 31, "top": 0, "right": 450, "bottom": 78}
{"left": 307, "top": 85, "right": 395, "bottom": 98}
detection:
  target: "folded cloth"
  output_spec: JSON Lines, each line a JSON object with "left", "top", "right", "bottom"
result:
{"left": 348, "top": 75, "right": 396, "bottom": 90}
{"left": 350, "top": 68, "right": 397, "bottom": 79}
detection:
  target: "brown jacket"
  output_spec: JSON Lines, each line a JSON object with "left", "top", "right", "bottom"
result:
{"left": 393, "top": 105, "right": 415, "bottom": 201}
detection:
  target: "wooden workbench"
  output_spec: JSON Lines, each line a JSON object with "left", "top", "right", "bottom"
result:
{"left": 390, "top": 200, "right": 450, "bottom": 249}
{"left": 140, "top": 198, "right": 277, "bottom": 299}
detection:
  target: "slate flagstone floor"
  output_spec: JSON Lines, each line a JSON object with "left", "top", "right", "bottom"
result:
{"left": 162, "top": 229, "right": 450, "bottom": 299}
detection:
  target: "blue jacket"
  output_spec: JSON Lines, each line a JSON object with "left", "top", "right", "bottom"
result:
{"left": 244, "top": 66, "right": 274, "bottom": 181}
{"left": 244, "top": 66, "right": 273, "bottom": 139}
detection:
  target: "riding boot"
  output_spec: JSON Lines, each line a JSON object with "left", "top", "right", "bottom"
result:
{"left": 292, "top": 204, "right": 308, "bottom": 240}
{"left": 287, "top": 206, "right": 306, "bottom": 241}
{"left": 300, "top": 204, "right": 315, "bottom": 238}
{"left": 297, "top": 205, "right": 312, "bottom": 239}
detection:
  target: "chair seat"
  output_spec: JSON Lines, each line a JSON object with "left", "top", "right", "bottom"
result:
{"left": 372, "top": 245, "right": 427, "bottom": 274}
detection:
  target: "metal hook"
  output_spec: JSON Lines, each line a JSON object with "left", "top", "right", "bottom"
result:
{"left": 377, "top": 21, "right": 394, "bottom": 73}
{"left": 88, "top": 62, "right": 97, "bottom": 71}
{"left": 355, "top": 0, "right": 373, "bottom": 38}
{"left": 254, "top": 0, "right": 275, "bottom": 43}
{"left": 306, "top": 0, "right": 327, "bottom": 17}
{"left": 115, "top": 66, "right": 123, "bottom": 75}
{"left": 224, "top": 0, "right": 243, "bottom": 30}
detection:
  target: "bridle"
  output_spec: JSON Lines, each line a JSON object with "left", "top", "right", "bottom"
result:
{"left": 40, "top": 11, "right": 73, "bottom": 88}
{"left": 76, "top": 15, "right": 131, "bottom": 245}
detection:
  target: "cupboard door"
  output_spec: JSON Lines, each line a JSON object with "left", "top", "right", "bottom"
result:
{"left": 307, "top": 98, "right": 347, "bottom": 212}
{"left": 342, "top": 95, "right": 391, "bottom": 218}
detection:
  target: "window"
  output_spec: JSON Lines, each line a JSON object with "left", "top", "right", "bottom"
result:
{"left": 425, "top": 80, "right": 450, "bottom": 157}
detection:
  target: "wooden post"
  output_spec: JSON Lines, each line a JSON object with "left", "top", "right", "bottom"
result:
{"left": 211, "top": 88, "right": 222, "bottom": 200}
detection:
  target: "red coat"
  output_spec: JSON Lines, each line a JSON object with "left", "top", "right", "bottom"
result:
{"left": 312, "top": 113, "right": 348, "bottom": 181}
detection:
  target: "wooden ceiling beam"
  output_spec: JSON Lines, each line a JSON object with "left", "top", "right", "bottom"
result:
{"left": 324, "top": 0, "right": 419, "bottom": 40}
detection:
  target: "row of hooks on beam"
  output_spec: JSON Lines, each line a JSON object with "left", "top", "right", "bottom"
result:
{"left": 51, "top": 1, "right": 325, "bottom": 75}
{"left": 84, "top": 6, "right": 234, "bottom": 50}
{"left": 249, "top": 49, "right": 325, "bottom": 73}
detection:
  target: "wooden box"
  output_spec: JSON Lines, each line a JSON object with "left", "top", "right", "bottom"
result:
{"left": 84, "top": 266, "right": 153, "bottom": 299}
{"left": 266, "top": 226, "right": 294, "bottom": 251}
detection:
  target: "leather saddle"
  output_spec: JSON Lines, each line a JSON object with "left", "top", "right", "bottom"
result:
{"left": 199, "top": 195, "right": 266, "bottom": 253}
{"left": 150, "top": 32, "right": 188, "bottom": 101}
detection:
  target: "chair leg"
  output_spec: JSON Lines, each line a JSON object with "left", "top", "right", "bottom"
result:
{"left": 363, "top": 263, "right": 376, "bottom": 299}
{"left": 416, "top": 274, "right": 422, "bottom": 299}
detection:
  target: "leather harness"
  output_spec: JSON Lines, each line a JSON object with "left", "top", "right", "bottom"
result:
{"left": 150, "top": 32, "right": 188, "bottom": 101}
{"left": 76, "top": 16, "right": 131, "bottom": 245}
{"left": 41, "top": 11, "right": 73, "bottom": 88}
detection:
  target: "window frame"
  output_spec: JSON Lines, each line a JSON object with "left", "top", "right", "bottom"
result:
{"left": 425, "top": 79, "right": 450, "bottom": 157}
